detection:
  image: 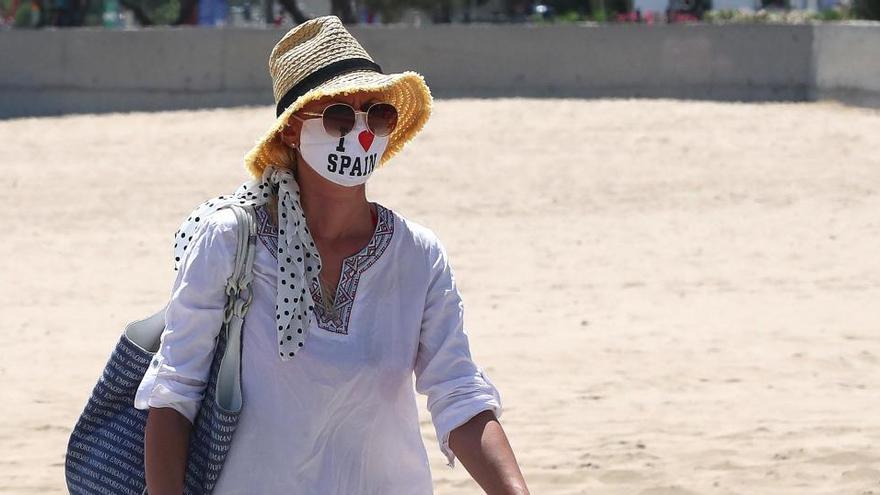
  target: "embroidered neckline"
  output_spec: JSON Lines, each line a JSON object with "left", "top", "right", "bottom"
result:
{"left": 255, "top": 203, "right": 395, "bottom": 335}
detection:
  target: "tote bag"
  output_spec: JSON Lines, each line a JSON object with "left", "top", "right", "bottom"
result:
{"left": 65, "top": 203, "right": 257, "bottom": 495}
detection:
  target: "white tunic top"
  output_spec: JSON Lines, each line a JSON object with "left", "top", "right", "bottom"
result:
{"left": 133, "top": 202, "right": 503, "bottom": 494}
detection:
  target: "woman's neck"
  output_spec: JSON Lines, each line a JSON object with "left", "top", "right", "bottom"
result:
{"left": 296, "top": 159, "right": 373, "bottom": 243}
{"left": 299, "top": 187, "right": 372, "bottom": 242}
{"left": 266, "top": 164, "right": 374, "bottom": 242}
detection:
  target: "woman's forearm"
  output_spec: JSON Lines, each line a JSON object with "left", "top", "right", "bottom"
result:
{"left": 144, "top": 406, "right": 192, "bottom": 495}
{"left": 448, "top": 409, "right": 530, "bottom": 495}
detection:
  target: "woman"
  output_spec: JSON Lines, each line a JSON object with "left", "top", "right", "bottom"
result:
{"left": 134, "top": 15, "right": 529, "bottom": 495}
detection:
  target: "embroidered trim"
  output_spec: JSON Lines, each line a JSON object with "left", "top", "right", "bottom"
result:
{"left": 255, "top": 204, "right": 279, "bottom": 256}
{"left": 255, "top": 203, "right": 395, "bottom": 335}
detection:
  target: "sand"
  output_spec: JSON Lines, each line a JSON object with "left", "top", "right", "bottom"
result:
{"left": 2, "top": 98, "right": 879, "bottom": 494}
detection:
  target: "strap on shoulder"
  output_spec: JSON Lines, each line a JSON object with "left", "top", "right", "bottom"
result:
{"left": 222, "top": 204, "right": 258, "bottom": 322}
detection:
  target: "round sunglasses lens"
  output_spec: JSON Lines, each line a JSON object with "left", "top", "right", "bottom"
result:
{"left": 322, "top": 104, "right": 355, "bottom": 138}
{"left": 367, "top": 103, "right": 398, "bottom": 137}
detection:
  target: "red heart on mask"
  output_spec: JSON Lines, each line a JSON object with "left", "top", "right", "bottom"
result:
{"left": 358, "top": 130, "right": 374, "bottom": 151}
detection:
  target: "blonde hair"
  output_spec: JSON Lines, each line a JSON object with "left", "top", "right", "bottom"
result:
{"left": 263, "top": 132, "right": 297, "bottom": 229}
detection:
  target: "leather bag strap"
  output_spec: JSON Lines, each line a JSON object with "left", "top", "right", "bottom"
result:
{"left": 215, "top": 203, "right": 257, "bottom": 413}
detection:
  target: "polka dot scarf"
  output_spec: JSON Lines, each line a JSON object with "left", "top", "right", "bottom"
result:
{"left": 172, "top": 165, "right": 322, "bottom": 362}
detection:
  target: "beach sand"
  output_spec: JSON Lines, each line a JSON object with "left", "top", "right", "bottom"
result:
{"left": 2, "top": 98, "right": 879, "bottom": 494}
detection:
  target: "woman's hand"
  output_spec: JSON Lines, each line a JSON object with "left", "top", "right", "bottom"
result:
{"left": 448, "top": 410, "right": 530, "bottom": 495}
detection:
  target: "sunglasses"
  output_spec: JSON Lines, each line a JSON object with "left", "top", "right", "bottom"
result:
{"left": 292, "top": 102, "right": 398, "bottom": 138}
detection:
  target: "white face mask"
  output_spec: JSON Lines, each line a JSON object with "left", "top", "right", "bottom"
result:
{"left": 297, "top": 114, "right": 389, "bottom": 187}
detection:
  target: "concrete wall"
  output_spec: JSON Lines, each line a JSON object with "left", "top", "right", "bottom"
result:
{"left": 811, "top": 23, "right": 880, "bottom": 108}
{"left": 0, "top": 22, "right": 877, "bottom": 118}
{"left": 365, "top": 23, "right": 813, "bottom": 101}
{"left": 1, "top": 27, "right": 274, "bottom": 117}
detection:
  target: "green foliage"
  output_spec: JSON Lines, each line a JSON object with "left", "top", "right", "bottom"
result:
{"left": 14, "top": 1, "right": 39, "bottom": 26}
{"left": 147, "top": 0, "right": 180, "bottom": 24}
{"left": 706, "top": 8, "right": 736, "bottom": 20}
{"left": 557, "top": 9, "right": 584, "bottom": 21}
{"left": 588, "top": 7, "right": 608, "bottom": 21}
{"left": 703, "top": 6, "right": 857, "bottom": 22}
{"left": 816, "top": 6, "right": 852, "bottom": 19}
{"left": 14, "top": 0, "right": 873, "bottom": 27}
{"left": 82, "top": 0, "right": 104, "bottom": 25}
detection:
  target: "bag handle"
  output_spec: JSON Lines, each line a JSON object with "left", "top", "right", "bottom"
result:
{"left": 215, "top": 203, "right": 257, "bottom": 413}
{"left": 223, "top": 204, "right": 258, "bottom": 324}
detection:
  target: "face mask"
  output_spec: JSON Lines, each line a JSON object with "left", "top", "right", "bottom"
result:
{"left": 297, "top": 114, "right": 389, "bottom": 187}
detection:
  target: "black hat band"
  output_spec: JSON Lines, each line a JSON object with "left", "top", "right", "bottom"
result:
{"left": 275, "top": 57, "right": 384, "bottom": 118}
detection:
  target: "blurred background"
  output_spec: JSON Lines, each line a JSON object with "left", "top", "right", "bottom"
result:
{"left": 2, "top": 0, "right": 879, "bottom": 30}
{"left": 2, "top": 2, "right": 879, "bottom": 494}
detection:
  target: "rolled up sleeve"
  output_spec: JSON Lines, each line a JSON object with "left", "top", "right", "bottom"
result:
{"left": 134, "top": 209, "right": 237, "bottom": 424}
{"left": 414, "top": 239, "right": 503, "bottom": 469}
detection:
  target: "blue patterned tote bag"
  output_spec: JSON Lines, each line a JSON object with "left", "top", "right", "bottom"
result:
{"left": 65, "top": 204, "right": 257, "bottom": 495}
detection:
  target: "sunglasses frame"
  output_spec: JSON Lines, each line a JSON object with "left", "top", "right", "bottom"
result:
{"left": 292, "top": 102, "right": 398, "bottom": 138}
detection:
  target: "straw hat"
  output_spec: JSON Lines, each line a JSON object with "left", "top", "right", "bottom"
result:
{"left": 243, "top": 15, "right": 433, "bottom": 179}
